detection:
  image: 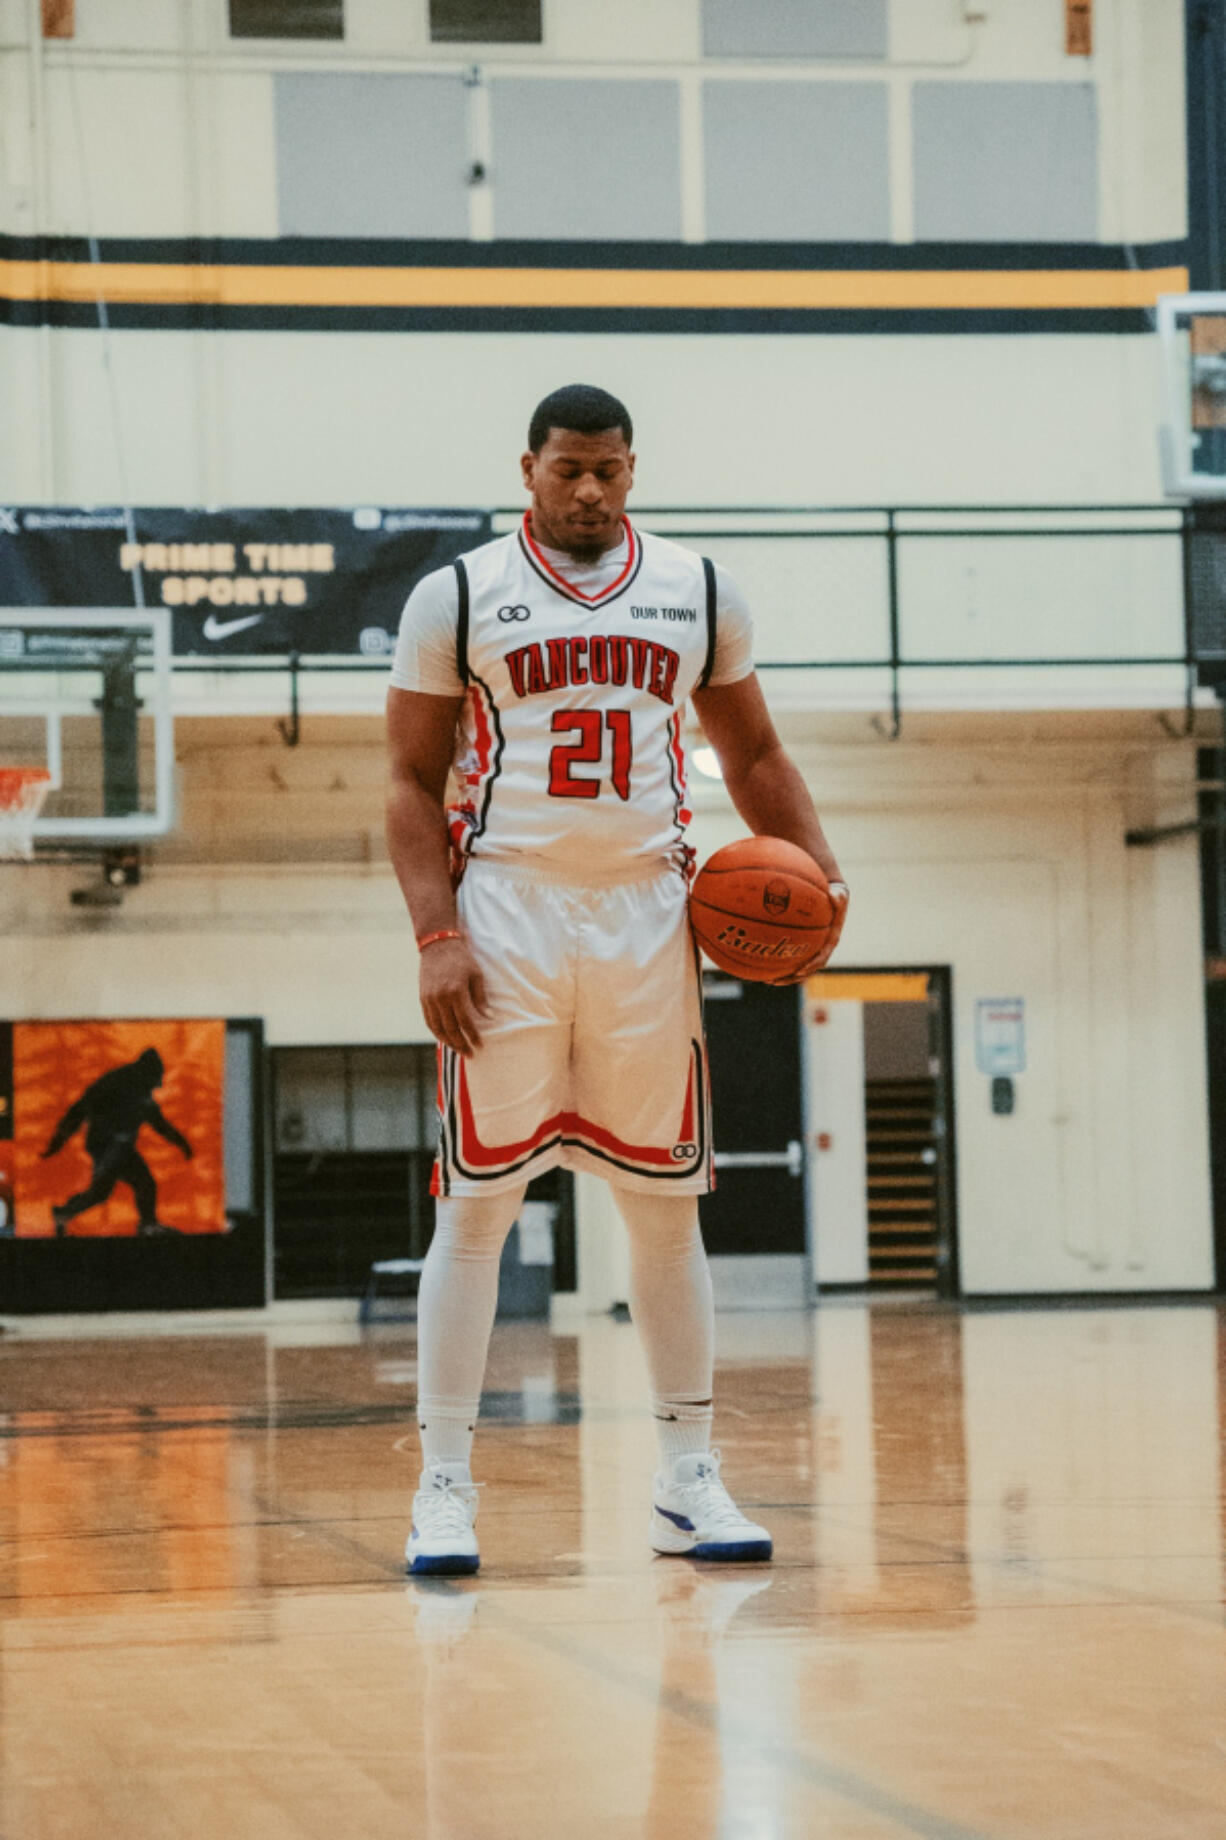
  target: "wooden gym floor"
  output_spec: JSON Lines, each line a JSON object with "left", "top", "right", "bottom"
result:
{"left": 1, "top": 1297, "right": 1223, "bottom": 1839}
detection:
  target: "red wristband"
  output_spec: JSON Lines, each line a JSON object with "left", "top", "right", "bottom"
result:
{"left": 416, "top": 928, "right": 464, "bottom": 952}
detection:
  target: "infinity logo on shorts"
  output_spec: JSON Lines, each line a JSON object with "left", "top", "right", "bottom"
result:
{"left": 671, "top": 1142, "right": 699, "bottom": 1161}
{"left": 497, "top": 604, "right": 532, "bottom": 623}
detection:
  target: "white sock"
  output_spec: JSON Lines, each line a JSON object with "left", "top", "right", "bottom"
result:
{"left": 652, "top": 1397, "right": 716, "bottom": 1472}
{"left": 609, "top": 1188, "right": 715, "bottom": 1473}
{"left": 415, "top": 1185, "right": 526, "bottom": 1474}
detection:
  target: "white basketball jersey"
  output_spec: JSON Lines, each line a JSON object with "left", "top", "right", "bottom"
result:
{"left": 448, "top": 516, "right": 716, "bottom": 873}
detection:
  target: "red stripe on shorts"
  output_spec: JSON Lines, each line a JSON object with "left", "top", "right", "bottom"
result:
{"left": 455, "top": 1052, "right": 695, "bottom": 1171}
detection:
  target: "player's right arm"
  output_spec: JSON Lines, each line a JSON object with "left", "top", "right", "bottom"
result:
{"left": 386, "top": 686, "right": 490, "bottom": 1058}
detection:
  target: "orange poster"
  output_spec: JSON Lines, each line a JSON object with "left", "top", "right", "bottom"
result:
{"left": 13, "top": 1020, "right": 226, "bottom": 1238}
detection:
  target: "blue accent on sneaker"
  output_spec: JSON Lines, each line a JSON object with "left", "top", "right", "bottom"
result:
{"left": 407, "top": 1551, "right": 480, "bottom": 1576}
{"left": 654, "top": 1504, "right": 696, "bottom": 1532}
{"left": 691, "top": 1538, "right": 772, "bottom": 1562}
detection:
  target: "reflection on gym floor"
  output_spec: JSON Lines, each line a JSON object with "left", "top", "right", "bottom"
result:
{"left": 1, "top": 1300, "right": 1224, "bottom": 1838}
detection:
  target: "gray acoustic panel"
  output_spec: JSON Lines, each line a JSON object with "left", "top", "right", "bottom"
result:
{"left": 704, "top": 81, "right": 889, "bottom": 241}
{"left": 224, "top": 1027, "right": 256, "bottom": 1213}
{"left": 275, "top": 73, "right": 469, "bottom": 238}
{"left": 913, "top": 82, "right": 1098, "bottom": 242}
{"left": 491, "top": 80, "right": 681, "bottom": 240}
{"left": 703, "top": 0, "right": 887, "bottom": 60}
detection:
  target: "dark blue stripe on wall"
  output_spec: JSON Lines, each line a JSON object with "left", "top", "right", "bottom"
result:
{"left": 0, "top": 232, "right": 1191, "bottom": 273}
{"left": 1186, "top": 0, "right": 1225, "bottom": 290}
{"left": 0, "top": 301, "right": 1165, "bottom": 335}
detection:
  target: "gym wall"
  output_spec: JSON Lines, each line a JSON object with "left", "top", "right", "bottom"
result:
{"left": 0, "top": 0, "right": 1212, "bottom": 1298}
{"left": 0, "top": 721, "right": 1211, "bottom": 1297}
{"left": 0, "top": 0, "right": 1188, "bottom": 507}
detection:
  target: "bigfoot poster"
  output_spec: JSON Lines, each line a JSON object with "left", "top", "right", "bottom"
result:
{"left": 8, "top": 1021, "right": 226, "bottom": 1238}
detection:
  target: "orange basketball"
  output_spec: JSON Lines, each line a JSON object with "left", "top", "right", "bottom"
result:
{"left": 690, "top": 837, "right": 834, "bottom": 983}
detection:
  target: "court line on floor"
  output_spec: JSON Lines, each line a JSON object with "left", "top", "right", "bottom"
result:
{"left": 813, "top": 1509, "right": 1226, "bottom": 1632}
{"left": 201, "top": 1460, "right": 995, "bottom": 1840}
{"left": 478, "top": 1598, "right": 998, "bottom": 1840}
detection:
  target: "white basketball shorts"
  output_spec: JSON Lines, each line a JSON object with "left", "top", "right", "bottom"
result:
{"left": 432, "top": 858, "right": 712, "bottom": 1197}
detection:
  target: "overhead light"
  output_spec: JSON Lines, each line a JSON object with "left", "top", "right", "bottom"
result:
{"left": 691, "top": 746, "right": 723, "bottom": 780}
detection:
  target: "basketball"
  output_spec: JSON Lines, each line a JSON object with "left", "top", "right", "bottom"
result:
{"left": 689, "top": 837, "right": 835, "bottom": 982}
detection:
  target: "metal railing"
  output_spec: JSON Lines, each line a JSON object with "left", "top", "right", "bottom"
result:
{"left": 163, "top": 504, "right": 1196, "bottom": 738}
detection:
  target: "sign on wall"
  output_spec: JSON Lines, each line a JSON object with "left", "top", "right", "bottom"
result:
{"left": 0, "top": 1020, "right": 226, "bottom": 1238}
{"left": 974, "top": 998, "right": 1026, "bottom": 1076}
{"left": 0, "top": 506, "right": 492, "bottom": 656}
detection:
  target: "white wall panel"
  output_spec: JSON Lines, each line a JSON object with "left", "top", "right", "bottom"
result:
{"left": 42, "top": 66, "right": 194, "bottom": 236}
{"left": 209, "top": 71, "right": 279, "bottom": 237}
{"left": 894, "top": 534, "right": 1183, "bottom": 663}
{"left": 68, "top": 0, "right": 191, "bottom": 52}
{"left": 16, "top": 327, "right": 1156, "bottom": 509}
{"left": 1103, "top": 0, "right": 1186, "bottom": 242}
{"left": 0, "top": 47, "right": 37, "bottom": 234}
{"left": 546, "top": 0, "right": 698, "bottom": 63}
{"left": 12, "top": 320, "right": 1159, "bottom": 511}
{"left": 42, "top": 330, "right": 208, "bottom": 503}
{"left": 804, "top": 998, "right": 869, "bottom": 1285}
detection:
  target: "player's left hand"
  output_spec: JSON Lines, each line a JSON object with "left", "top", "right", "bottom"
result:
{"left": 770, "top": 882, "right": 849, "bottom": 985}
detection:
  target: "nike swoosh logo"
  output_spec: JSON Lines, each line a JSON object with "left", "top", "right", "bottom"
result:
{"left": 201, "top": 613, "right": 265, "bottom": 642}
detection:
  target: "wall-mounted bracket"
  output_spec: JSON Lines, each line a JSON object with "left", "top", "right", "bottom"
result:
{"left": 277, "top": 651, "right": 301, "bottom": 748}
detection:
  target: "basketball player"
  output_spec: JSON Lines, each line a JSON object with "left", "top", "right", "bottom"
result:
{"left": 387, "top": 384, "right": 847, "bottom": 1574}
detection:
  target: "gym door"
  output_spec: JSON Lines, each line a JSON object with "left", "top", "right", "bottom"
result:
{"left": 700, "top": 972, "right": 808, "bottom": 1308}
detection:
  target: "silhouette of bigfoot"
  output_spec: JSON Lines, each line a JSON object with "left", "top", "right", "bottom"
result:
{"left": 42, "top": 1048, "right": 193, "bottom": 1236}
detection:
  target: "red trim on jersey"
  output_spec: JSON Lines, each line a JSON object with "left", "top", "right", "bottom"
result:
{"left": 667, "top": 711, "right": 692, "bottom": 829}
{"left": 469, "top": 680, "right": 495, "bottom": 794}
{"left": 520, "top": 513, "right": 639, "bottom": 606}
{"left": 454, "top": 1050, "right": 694, "bottom": 1171}
{"left": 448, "top": 679, "right": 498, "bottom": 858}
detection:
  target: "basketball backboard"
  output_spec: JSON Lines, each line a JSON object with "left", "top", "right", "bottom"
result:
{"left": 0, "top": 608, "right": 174, "bottom": 847}
{"left": 1158, "top": 292, "right": 1226, "bottom": 499}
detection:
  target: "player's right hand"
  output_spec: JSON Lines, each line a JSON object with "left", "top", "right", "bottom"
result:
{"left": 420, "top": 937, "right": 491, "bottom": 1058}
{"left": 768, "top": 882, "right": 850, "bottom": 985}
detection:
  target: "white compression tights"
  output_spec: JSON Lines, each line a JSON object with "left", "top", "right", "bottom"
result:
{"left": 415, "top": 1186, "right": 714, "bottom": 1473}
{"left": 610, "top": 1188, "right": 715, "bottom": 1469}
{"left": 415, "top": 1185, "right": 526, "bottom": 1471}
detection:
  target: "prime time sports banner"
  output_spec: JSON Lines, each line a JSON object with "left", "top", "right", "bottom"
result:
{"left": 0, "top": 506, "right": 492, "bottom": 657}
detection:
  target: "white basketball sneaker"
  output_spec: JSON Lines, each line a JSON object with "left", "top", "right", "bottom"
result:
{"left": 650, "top": 1449, "right": 772, "bottom": 1563}
{"left": 406, "top": 1462, "right": 481, "bottom": 1577}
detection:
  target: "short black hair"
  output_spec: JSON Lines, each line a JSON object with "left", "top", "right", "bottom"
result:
{"left": 528, "top": 383, "right": 633, "bottom": 453}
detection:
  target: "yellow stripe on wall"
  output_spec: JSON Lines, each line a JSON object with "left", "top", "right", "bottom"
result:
{"left": 807, "top": 972, "right": 931, "bottom": 1002}
{"left": 0, "top": 260, "right": 1190, "bottom": 311}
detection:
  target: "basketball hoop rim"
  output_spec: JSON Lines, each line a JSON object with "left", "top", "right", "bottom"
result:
{"left": 0, "top": 766, "right": 55, "bottom": 861}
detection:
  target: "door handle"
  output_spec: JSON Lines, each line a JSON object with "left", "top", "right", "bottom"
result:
{"left": 712, "top": 1140, "right": 804, "bottom": 1178}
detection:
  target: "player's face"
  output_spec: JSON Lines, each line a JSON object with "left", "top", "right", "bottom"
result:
{"left": 521, "top": 427, "right": 635, "bottom": 561}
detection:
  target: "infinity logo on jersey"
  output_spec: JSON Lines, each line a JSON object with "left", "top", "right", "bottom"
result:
{"left": 497, "top": 604, "right": 532, "bottom": 623}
